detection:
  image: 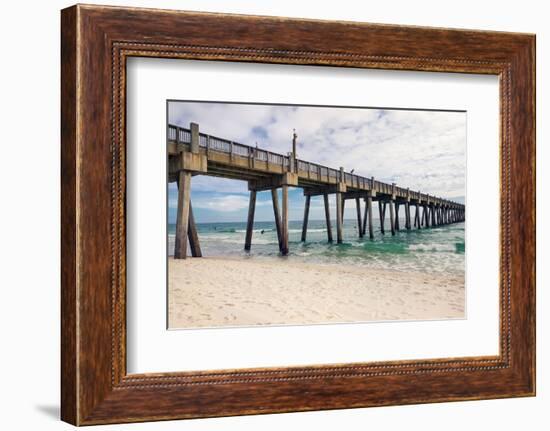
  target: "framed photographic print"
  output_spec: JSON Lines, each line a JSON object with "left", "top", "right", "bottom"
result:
{"left": 164, "top": 101, "right": 466, "bottom": 330}
{"left": 61, "top": 4, "right": 535, "bottom": 425}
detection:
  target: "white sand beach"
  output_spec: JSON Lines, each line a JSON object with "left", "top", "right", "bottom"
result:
{"left": 168, "top": 257, "right": 465, "bottom": 329}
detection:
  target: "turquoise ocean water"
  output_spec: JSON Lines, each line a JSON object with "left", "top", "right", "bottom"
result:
{"left": 168, "top": 217, "right": 465, "bottom": 276}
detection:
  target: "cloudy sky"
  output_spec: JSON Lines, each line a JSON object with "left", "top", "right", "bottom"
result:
{"left": 168, "top": 101, "right": 466, "bottom": 224}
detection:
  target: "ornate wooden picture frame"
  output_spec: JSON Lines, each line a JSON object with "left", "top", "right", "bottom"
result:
{"left": 61, "top": 4, "right": 535, "bottom": 425}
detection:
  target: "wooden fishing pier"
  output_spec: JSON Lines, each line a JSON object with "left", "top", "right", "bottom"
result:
{"left": 168, "top": 123, "right": 465, "bottom": 258}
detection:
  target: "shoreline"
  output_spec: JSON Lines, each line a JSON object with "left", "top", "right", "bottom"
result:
{"left": 168, "top": 256, "right": 465, "bottom": 329}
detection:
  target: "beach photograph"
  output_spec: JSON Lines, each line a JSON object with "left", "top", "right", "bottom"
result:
{"left": 167, "top": 101, "right": 466, "bottom": 329}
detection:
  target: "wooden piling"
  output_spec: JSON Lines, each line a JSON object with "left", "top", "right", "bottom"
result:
{"left": 174, "top": 171, "right": 191, "bottom": 259}
{"left": 355, "top": 197, "right": 363, "bottom": 238}
{"left": 362, "top": 199, "right": 368, "bottom": 237}
{"left": 244, "top": 190, "right": 257, "bottom": 251}
{"left": 336, "top": 192, "right": 343, "bottom": 243}
{"left": 367, "top": 195, "right": 374, "bottom": 239}
{"left": 420, "top": 205, "right": 426, "bottom": 227}
{"left": 281, "top": 185, "right": 289, "bottom": 255}
{"left": 405, "top": 202, "right": 411, "bottom": 230}
{"left": 190, "top": 122, "right": 200, "bottom": 153}
{"left": 395, "top": 203, "right": 400, "bottom": 231}
{"left": 271, "top": 188, "right": 283, "bottom": 251}
{"left": 425, "top": 205, "right": 430, "bottom": 228}
{"left": 187, "top": 202, "right": 202, "bottom": 257}
{"left": 389, "top": 200, "right": 396, "bottom": 236}
{"left": 301, "top": 195, "right": 311, "bottom": 242}
{"left": 323, "top": 193, "right": 333, "bottom": 242}
{"left": 379, "top": 201, "right": 385, "bottom": 234}
{"left": 342, "top": 198, "right": 346, "bottom": 222}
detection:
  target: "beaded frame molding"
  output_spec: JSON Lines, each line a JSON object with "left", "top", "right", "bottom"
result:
{"left": 61, "top": 4, "right": 535, "bottom": 425}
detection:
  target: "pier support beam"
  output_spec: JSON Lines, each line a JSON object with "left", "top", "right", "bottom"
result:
{"left": 301, "top": 195, "right": 311, "bottom": 242}
{"left": 336, "top": 192, "right": 344, "bottom": 243}
{"left": 405, "top": 202, "right": 411, "bottom": 230}
{"left": 174, "top": 171, "right": 191, "bottom": 259}
{"left": 395, "top": 203, "right": 400, "bottom": 231}
{"left": 281, "top": 185, "right": 289, "bottom": 255}
{"left": 420, "top": 205, "right": 426, "bottom": 227}
{"left": 342, "top": 198, "right": 346, "bottom": 222}
{"left": 173, "top": 122, "right": 208, "bottom": 259}
{"left": 356, "top": 197, "right": 363, "bottom": 238}
{"left": 244, "top": 190, "right": 257, "bottom": 251}
{"left": 187, "top": 202, "right": 202, "bottom": 257}
{"left": 271, "top": 188, "right": 283, "bottom": 251}
{"left": 323, "top": 193, "right": 333, "bottom": 242}
{"left": 362, "top": 199, "right": 368, "bottom": 237}
{"left": 389, "top": 200, "right": 396, "bottom": 236}
{"left": 420, "top": 205, "right": 427, "bottom": 227}
{"left": 367, "top": 195, "right": 374, "bottom": 239}
{"left": 379, "top": 201, "right": 386, "bottom": 234}
{"left": 425, "top": 205, "right": 431, "bottom": 228}
{"left": 414, "top": 204, "right": 420, "bottom": 229}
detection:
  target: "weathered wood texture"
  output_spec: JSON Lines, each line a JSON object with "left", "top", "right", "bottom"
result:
{"left": 244, "top": 190, "right": 257, "bottom": 251}
{"left": 367, "top": 196, "right": 374, "bottom": 239}
{"left": 271, "top": 188, "right": 283, "bottom": 251}
{"left": 395, "top": 203, "right": 400, "bottom": 231}
{"left": 323, "top": 193, "right": 333, "bottom": 242}
{"left": 301, "top": 194, "right": 311, "bottom": 241}
{"left": 362, "top": 199, "right": 368, "bottom": 236}
{"left": 174, "top": 172, "right": 191, "bottom": 258}
{"left": 336, "top": 192, "right": 343, "bottom": 243}
{"left": 379, "top": 202, "right": 385, "bottom": 234}
{"left": 389, "top": 200, "right": 396, "bottom": 236}
{"left": 61, "top": 4, "right": 535, "bottom": 425}
{"left": 355, "top": 197, "right": 363, "bottom": 237}
{"left": 281, "top": 185, "right": 289, "bottom": 254}
{"left": 187, "top": 202, "right": 202, "bottom": 257}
